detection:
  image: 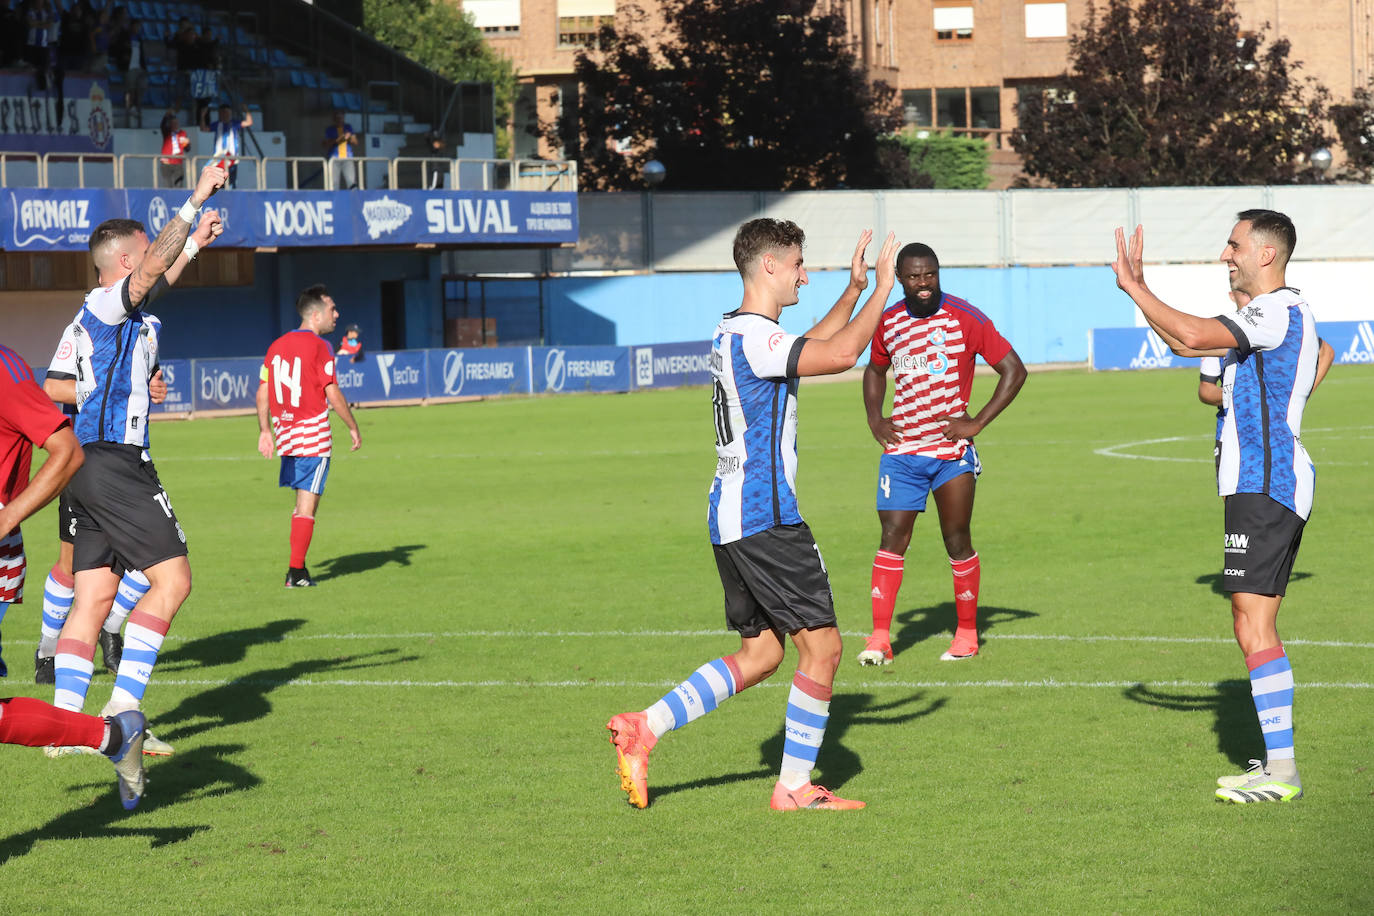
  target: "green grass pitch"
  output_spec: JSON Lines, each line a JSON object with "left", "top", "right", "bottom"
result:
{"left": 1, "top": 365, "right": 1370, "bottom": 914}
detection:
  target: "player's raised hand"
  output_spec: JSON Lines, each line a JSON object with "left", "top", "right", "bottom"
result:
{"left": 192, "top": 210, "right": 223, "bottom": 249}
{"left": 873, "top": 231, "right": 900, "bottom": 287}
{"left": 257, "top": 430, "right": 274, "bottom": 460}
{"left": 192, "top": 162, "right": 228, "bottom": 205}
{"left": 1112, "top": 225, "right": 1146, "bottom": 292}
{"left": 848, "top": 229, "right": 874, "bottom": 291}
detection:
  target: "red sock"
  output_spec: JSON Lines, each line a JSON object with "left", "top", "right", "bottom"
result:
{"left": 0, "top": 697, "right": 104, "bottom": 750}
{"left": 950, "top": 553, "right": 980, "bottom": 633}
{"left": 289, "top": 514, "right": 315, "bottom": 568}
{"left": 870, "top": 550, "right": 904, "bottom": 640}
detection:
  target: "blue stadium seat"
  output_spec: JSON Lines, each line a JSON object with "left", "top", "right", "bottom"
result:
{"left": 303, "top": 71, "right": 319, "bottom": 89}
{"left": 346, "top": 92, "right": 363, "bottom": 112}
{"left": 330, "top": 91, "right": 347, "bottom": 112}
{"left": 289, "top": 70, "right": 304, "bottom": 88}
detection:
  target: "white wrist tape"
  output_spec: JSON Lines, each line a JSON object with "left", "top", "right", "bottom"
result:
{"left": 183, "top": 238, "right": 200, "bottom": 260}
{"left": 178, "top": 199, "right": 199, "bottom": 223}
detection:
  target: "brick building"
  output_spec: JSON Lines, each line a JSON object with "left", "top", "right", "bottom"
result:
{"left": 459, "top": 0, "right": 1374, "bottom": 185}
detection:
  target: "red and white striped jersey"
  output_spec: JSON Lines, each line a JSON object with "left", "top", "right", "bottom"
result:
{"left": 260, "top": 330, "right": 336, "bottom": 457}
{"left": 868, "top": 294, "right": 1012, "bottom": 460}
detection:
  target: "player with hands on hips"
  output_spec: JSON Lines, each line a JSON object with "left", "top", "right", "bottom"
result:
{"left": 858, "top": 243, "right": 1026, "bottom": 667}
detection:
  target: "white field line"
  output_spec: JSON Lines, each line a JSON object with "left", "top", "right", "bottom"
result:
{"left": 156, "top": 630, "right": 1374, "bottom": 650}
{"left": 8, "top": 631, "right": 1370, "bottom": 648}
{"left": 1095, "top": 426, "right": 1374, "bottom": 464}
{"left": 138, "top": 677, "right": 1374, "bottom": 690}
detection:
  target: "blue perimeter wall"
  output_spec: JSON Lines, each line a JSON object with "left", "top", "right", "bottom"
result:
{"left": 150, "top": 254, "right": 1128, "bottom": 365}
{"left": 545, "top": 264, "right": 1130, "bottom": 364}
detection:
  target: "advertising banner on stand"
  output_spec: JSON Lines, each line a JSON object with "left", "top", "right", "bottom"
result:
{"left": 531, "top": 346, "right": 630, "bottom": 394}
{"left": 194, "top": 357, "right": 262, "bottom": 410}
{"left": 150, "top": 358, "right": 193, "bottom": 414}
{"left": 334, "top": 350, "right": 429, "bottom": 402}
{"left": 425, "top": 346, "right": 532, "bottom": 398}
{"left": 631, "top": 341, "right": 713, "bottom": 390}
{"left": 0, "top": 73, "right": 115, "bottom": 154}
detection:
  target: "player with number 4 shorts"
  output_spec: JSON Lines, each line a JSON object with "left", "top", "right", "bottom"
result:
{"left": 257, "top": 284, "right": 361, "bottom": 588}
{"left": 858, "top": 243, "right": 1025, "bottom": 666}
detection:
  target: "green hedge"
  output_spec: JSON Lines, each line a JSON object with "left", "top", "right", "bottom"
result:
{"left": 893, "top": 130, "right": 991, "bottom": 190}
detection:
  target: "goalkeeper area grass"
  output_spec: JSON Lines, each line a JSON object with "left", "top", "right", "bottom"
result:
{"left": 1, "top": 365, "right": 1370, "bottom": 914}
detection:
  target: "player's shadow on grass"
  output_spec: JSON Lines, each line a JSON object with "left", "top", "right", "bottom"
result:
{"left": 1122, "top": 680, "right": 1261, "bottom": 767}
{"left": 891, "top": 602, "right": 1037, "bottom": 660}
{"left": 155, "top": 618, "right": 308, "bottom": 672}
{"left": 1195, "top": 571, "right": 1312, "bottom": 598}
{"left": 312, "top": 544, "right": 425, "bottom": 581}
{"left": 761, "top": 690, "right": 948, "bottom": 790}
{"left": 152, "top": 649, "right": 417, "bottom": 743}
{"left": 0, "top": 742, "right": 259, "bottom": 865}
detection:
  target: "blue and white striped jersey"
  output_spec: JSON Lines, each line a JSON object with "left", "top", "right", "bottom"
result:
{"left": 707, "top": 311, "right": 808, "bottom": 545}
{"left": 65, "top": 276, "right": 166, "bottom": 449}
{"left": 1216, "top": 288, "right": 1318, "bottom": 519}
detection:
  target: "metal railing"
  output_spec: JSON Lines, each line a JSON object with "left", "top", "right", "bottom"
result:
{"left": 5, "top": 152, "right": 579, "bottom": 193}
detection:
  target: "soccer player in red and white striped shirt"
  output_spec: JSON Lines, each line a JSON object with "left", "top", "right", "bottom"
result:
{"left": 858, "top": 243, "right": 1026, "bottom": 665}
{"left": 257, "top": 285, "right": 361, "bottom": 587}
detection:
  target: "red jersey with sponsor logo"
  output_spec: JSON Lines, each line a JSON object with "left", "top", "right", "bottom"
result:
{"left": 1, "top": 346, "right": 71, "bottom": 603}
{"left": 260, "top": 330, "right": 336, "bottom": 457}
{"left": 868, "top": 294, "right": 1012, "bottom": 460}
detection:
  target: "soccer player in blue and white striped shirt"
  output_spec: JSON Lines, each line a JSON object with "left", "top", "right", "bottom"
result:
{"left": 607, "top": 221, "right": 899, "bottom": 811}
{"left": 1114, "top": 211, "right": 1318, "bottom": 804}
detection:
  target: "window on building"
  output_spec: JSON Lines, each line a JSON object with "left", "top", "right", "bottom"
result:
{"left": 1024, "top": 2, "right": 1067, "bottom": 39}
{"left": 969, "top": 87, "right": 1000, "bottom": 129}
{"left": 464, "top": 0, "right": 521, "bottom": 36}
{"left": 935, "top": 88, "right": 967, "bottom": 127}
{"left": 902, "top": 89, "right": 933, "bottom": 127}
{"left": 557, "top": 0, "right": 615, "bottom": 49}
{"left": 933, "top": 3, "right": 973, "bottom": 41}
{"left": 888, "top": 0, "right": 897, "bottom": 66}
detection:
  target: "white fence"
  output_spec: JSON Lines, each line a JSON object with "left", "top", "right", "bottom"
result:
{"left": 442, "top": 185, "right": 1374, "bottom": 275}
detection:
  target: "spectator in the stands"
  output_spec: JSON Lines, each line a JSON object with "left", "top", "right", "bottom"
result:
{"left": 323, "top": 110, "right": 360, "bottom": 190}
{"left": 24, "top": 0, "right": 56, "bottom": 92}
{"left": 159, "top": 110, "right": 190, "bottom": 188}
{"left": 426, "top": 131, "right": 451, "bottom": 189}
{"left": 191, "top": 24, "right": 219, "bottom": 125}
{"left": 202, "top": 103, "right": 253, "bottom": 188}
{"left": 337, "top": 325, "right": 363, "bottom": 362}
{"left": 172, "top": 16, "right": 198, "bottom": 111}
{"left": 89, "top": 2, "right": 111, "bottom": 74}
{"left": 52, "top": 0, "right": 93, "bottom": 131}
{"left": 2, "top": 3, "right": 23, "bottom": 70}
{"left": 111, "top": 13, "right": 147, "bottom": 127}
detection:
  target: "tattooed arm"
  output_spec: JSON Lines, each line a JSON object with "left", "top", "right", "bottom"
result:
{"left": 127, "top": 163, "right": 226, "bottom": 306}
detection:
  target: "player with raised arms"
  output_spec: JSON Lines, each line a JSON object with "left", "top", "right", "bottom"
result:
{"left": 256, "top": 284, "right": 362, "bottom": 588}
{"left": 607, "top": 221, "right": 899, "bottom": 811}
{"left": 856, "top": 243, "right": 1026, "bottom": 666}
{"left": 48, "top": 163, "right": 226, "bottom": 749}
{"left": 1113, "top": 211, "right": 1318, "bottom": 804}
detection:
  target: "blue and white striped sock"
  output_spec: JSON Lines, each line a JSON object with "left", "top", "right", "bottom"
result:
{"left": 53, "top": 638, "right": 95, "bottom": 712}
{"left": 104, "top": 569, "right": 150, "bottom": 634}
{"left": 38, "top": 567, "right": 76, "bottom": 657}
{"left": 645, "top": 657, "right": 740, "bottom": 738}
{"left": 779, "top": 671, "right": 832, "bottom": 790}
{"left": 109, "top": 609, "right": 170, "bottom": 709}
{"left": 1246, "top": 645, "right": 1295, "bottom": 763}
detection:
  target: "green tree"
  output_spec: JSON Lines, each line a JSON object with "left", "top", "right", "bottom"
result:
{"left": 558, "top": 0, "right": 909, "bottom": 190}
{"left": 360, "top": 0, "right": 518, "bottom": 156}
{"left": 1012, "top": 0, "right": 1330, "bottom": 187}
{"left": 1330, "top": 87, "right": 1374, "bottom": 181}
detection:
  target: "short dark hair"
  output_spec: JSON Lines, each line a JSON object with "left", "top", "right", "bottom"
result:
{"left": 89, "top": 218, "right": 146, "bottom": 253}
{"left": 732, "top": 218, "right": 805, "bottom": 277}
{"left": 296, "top": 283, "right": 332, "bottom": 318}
{"left": 896, "top": 242, "right": 938, "bottom": 270}
{"left": 1236, "top": 209, "right": 1296, "bottom": 266}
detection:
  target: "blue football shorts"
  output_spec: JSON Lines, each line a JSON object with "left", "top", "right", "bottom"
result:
{"left": 279, "top": 456, "right": 330, "bottom": 494}
{"left": 876, "top": 445, "right": 981, "bottom": 512}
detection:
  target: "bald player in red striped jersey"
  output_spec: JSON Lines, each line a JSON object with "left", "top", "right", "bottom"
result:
{"left": 257, "top": 284, "right": 361, "bottom": 587}
{"left": 857, "top": 243, "right": 1026, "bottom": 665}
